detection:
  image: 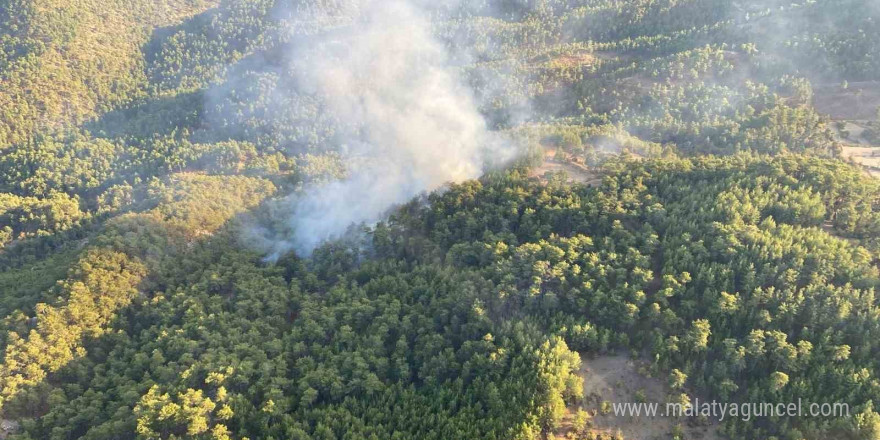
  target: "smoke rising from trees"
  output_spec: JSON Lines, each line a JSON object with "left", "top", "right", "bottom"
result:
{"left": 250, "top": 0, "right": 513, "bottom": 257}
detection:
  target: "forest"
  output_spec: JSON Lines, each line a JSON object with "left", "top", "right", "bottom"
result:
{"left": 0, "top": 0, "right": 879, "bottom": 439}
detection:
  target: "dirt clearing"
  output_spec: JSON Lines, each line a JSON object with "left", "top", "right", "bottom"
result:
{"left": 530, "top": 150, "right": 603, "bottom": 185}
{"left": 841, "top": 144, "right": 880, "bottom": 178}
{"left": 833, "top": 121, "right": 876, "bottom": 146}
{"left": 555, "top": 354, "right": 723, "bottom": 440}
{"left": 814, "top": 81, "right": 880, "bottom": 120}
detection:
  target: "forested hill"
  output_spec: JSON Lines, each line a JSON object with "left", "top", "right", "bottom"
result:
{"left": 0, "top": 0, "right": 879, "bottom": 439}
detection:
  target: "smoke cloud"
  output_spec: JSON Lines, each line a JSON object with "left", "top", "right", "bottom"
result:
{"left": 257, "top": 0, "right": 513, "bottom": 258}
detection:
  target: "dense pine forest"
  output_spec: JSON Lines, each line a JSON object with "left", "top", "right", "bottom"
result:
{"left": 1, "top": 0, "right": 879, "bottom": 439}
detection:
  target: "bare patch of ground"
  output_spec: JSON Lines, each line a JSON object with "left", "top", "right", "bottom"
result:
{"left": 841, "top": 144, "right": 880, "bottom": 178}
{"left": 530, "top": 150, "right": 602, "bottom": 185}
{"left": 831, "top": 120, "right": 879, "bottom": 146}
{"left": 543, "top": 51, "right": 597, "bottom": 69}
{"left": 814, "top": 82, "right": 880, "bottom": 121}
{"left": 555, "top": 354, "right": 723, "bottom": 440}
{"left": 0, "top": 420, "right": 19, "bottom": 439}
{"left": 819, "top": 88, "right": 880, "bottom": 178}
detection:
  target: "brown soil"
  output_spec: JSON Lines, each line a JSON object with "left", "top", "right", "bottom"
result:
{"left": 555, "top": 354, "right": 723, "bottom": 440}
{"left": 813, "top": 82, "right": 880, "bottom": 120}
{"left": 530, "top": 151, "right": 602, "bottom": 185}
{"left": 0, "top": 419, "right": 19, "bottom": 439}
{"left": 833, "top": 121, "right": 875, "bottom": 146}
{"left": 840, "top": 144, "right": 880, "bottom": 178}
{"left": 546, "top": 51, "right": 597, "bottom": 69}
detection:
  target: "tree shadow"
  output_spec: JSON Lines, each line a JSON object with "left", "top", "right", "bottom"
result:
{"left": 0, "top": 181, "right": 287, "bottom": 437}
{"left": 80, "top": 3, "right": 226, "bottom": 140}
{"left": 82, "top": 90, "right": 206, "bottom": 140}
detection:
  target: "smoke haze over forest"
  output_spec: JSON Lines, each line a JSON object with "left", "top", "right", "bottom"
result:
{"left": 230, "top": 0, "right": 515, "bottom": 256}
{"left": 0, "top": 1, "right": 879, "bottom": 439}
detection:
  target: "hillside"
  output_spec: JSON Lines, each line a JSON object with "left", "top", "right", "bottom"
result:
{"left": 0, "top": 1, "right": 879, "bottom": 439}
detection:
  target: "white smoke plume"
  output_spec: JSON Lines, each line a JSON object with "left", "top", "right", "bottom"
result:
{"left": 260, "top": 0, "right": 513, "bottom": 257}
